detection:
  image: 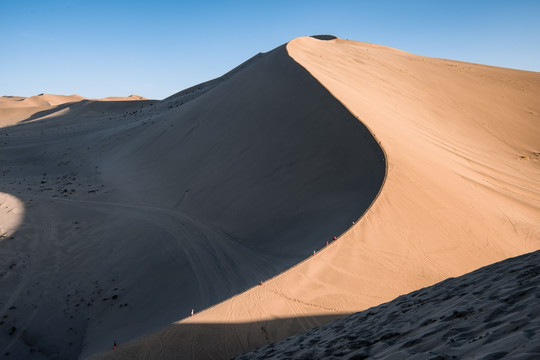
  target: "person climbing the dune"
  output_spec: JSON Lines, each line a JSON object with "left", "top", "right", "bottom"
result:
{"left": 113, "top": 341, "right": 117, "bottom": 350}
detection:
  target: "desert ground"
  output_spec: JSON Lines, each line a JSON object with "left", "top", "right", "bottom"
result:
{"left": 1, "top": 36, "right": 539, "bottom": 359}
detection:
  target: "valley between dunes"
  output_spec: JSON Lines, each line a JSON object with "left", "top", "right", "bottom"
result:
{"left": 1, "top": 36, "right": 539, "bottom": 359}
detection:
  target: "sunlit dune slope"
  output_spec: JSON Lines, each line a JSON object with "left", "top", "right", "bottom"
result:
{"left": 288, "top": 36, "right": 539, "bottom": 279}
{"left": 0, "top": 42, "right": 383, "bottom": 359}
{"left": 93, "top": 36, "right": 540, "bottom": 360}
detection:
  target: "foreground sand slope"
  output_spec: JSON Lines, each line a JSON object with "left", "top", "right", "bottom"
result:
{"left": 93, "top": 37, "right": 540, "bottom": 359}
{"left": 0, "top": 43, "right": 384, "bottom": 358}
{"left": 235, "top": 250, "right": 540, "bottom": 359}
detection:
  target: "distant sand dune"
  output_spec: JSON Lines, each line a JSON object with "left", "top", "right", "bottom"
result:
{"left": 98, "top": 95, "right": 147, "bottom": 101}
{"left": 0, "top": 93, "right": 146, "bottom": 127}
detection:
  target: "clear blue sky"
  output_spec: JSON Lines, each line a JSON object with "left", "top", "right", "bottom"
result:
{"left": 1, "top": 0, "right": 539, "bottom": 100}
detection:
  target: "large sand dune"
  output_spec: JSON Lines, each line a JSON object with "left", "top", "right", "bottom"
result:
{"left": 88, "top": 37, "right": 539, "bottom": 359}
{"left": 1, "top": 36, "right": 539, "bottom": 359}
{"left": 0, "top": 41, "right": 384, "bottom": 358}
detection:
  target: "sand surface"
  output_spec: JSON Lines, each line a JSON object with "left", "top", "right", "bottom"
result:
{"left": 90, "top": 37, "right": 539, "bottom": 360}
{"left": 1, "top": 36, "right": 539, "bottom": 359}
{"left": 234, "top": 250, "right": 540, "bottom": 359}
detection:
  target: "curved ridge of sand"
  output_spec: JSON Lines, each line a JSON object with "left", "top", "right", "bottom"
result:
{"left": 90, "top": 37, "right": 540, "bottom": 360}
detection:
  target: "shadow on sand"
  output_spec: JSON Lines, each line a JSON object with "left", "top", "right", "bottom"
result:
{"left": 89, "top": 313, "right": 351, "bottom": 360}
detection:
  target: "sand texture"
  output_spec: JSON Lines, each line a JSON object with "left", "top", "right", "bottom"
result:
{"left": 234, "top": 250, "right": 540, "bottom": 359}
{"left": 1, "top": 36, "right": 539, "bottom": 359}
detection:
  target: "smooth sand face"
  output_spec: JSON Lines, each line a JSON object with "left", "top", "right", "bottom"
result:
{"left": 89, "top": 38, "right": 539, "bottom": 359}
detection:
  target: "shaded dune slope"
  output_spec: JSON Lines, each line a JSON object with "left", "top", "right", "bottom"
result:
{"left": 0, "top": 44, "right": 384, "bottom": 359}
{"left": 93, "top": 37, "right": 539, "bottom": 360}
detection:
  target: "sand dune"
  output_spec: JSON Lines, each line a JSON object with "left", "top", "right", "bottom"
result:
{"left": 88, "top": 37, "right": 539, "bottom": 359}
{"left": 1, "top": 36, "right": 539, "bottom": 359}
{"left": 0, "top": 41, "right": 383, "bottom": 359}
